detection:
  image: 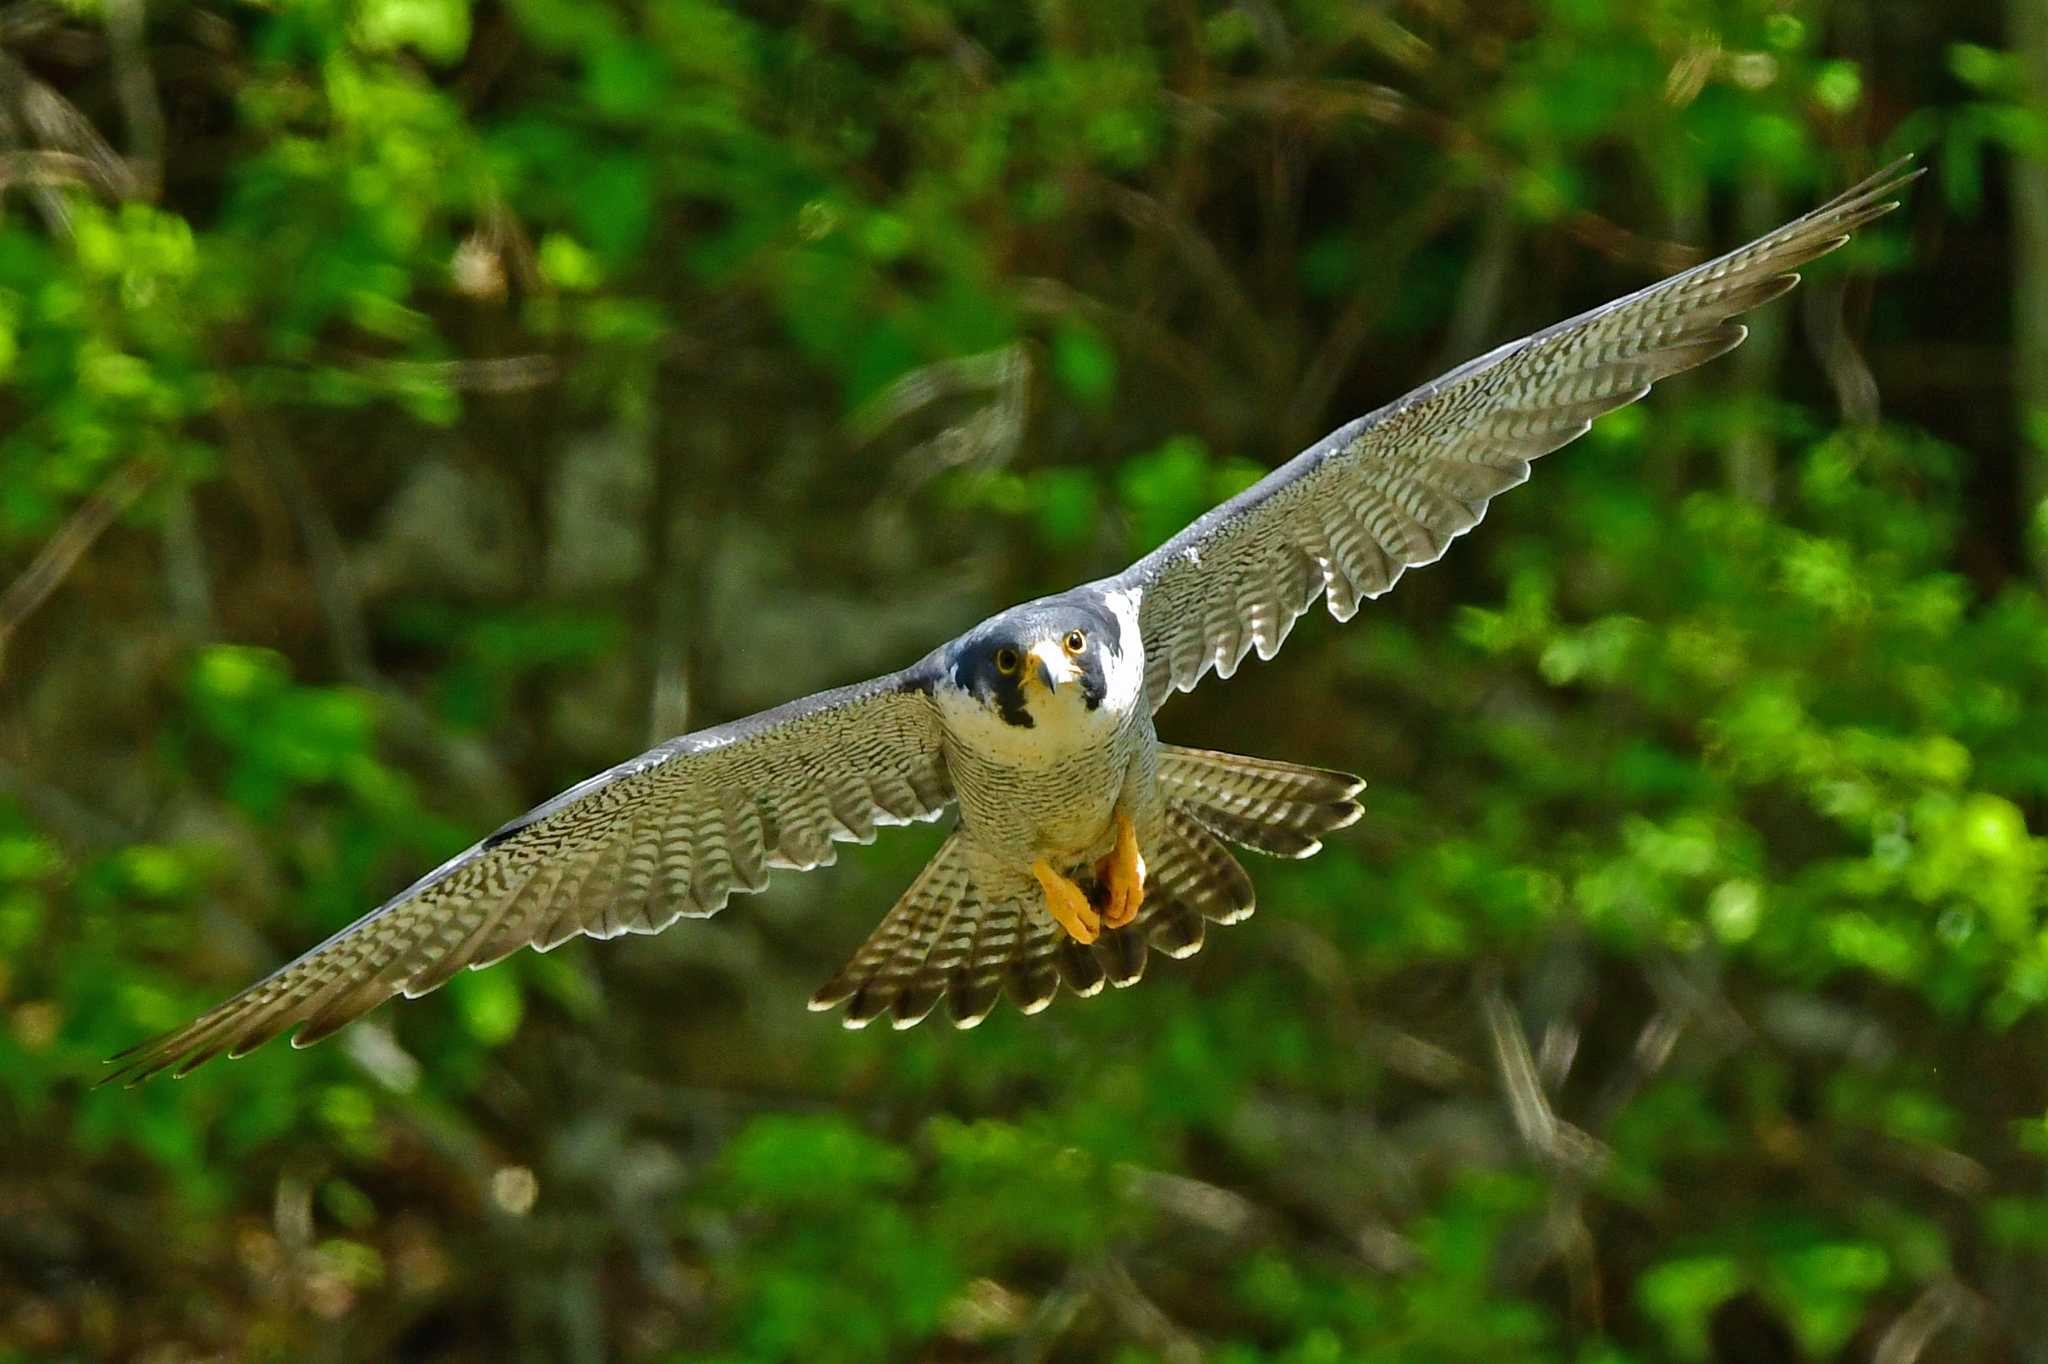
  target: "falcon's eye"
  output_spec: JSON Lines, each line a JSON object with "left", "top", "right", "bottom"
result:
{"left": 1063, "top": 630, "right": 1087, "bottom": 655}
{"left": 994, "top": 647, "right": 1021, "bottom": 675}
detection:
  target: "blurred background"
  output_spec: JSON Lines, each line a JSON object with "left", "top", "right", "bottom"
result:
{"left": 2, "top": 0, "right": 2043, "bottom": 1360}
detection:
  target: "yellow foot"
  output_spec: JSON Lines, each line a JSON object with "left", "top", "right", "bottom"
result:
{"left": 1033, "top": 859, "right": 1100, "bottom": 943}
{"left": 1094, "top": 811, "right": 1146, "bottom": 930}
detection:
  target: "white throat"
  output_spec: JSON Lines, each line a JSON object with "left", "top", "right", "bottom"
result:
{"left": 936, "top": 668, "right": 1124, "bottom": 767}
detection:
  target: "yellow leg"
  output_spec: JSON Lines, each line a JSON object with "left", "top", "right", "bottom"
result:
{"left": 1033, "top": 859, "right": 1100, "bottom": 944}
{"left": 1096, "top": 811, "right": 1146, "bottom": 929}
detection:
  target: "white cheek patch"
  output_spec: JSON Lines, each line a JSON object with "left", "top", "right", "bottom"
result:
{"left": 1100, "top": 588, "right": 1146, "bottom": 710}
{"left": 1029, "top": 640, "right": 1080, "bottom": 687}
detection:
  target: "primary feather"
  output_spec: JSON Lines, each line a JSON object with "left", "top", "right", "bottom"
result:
{"left": 1114, "top": 158, "right": 1919, "bottom": 709}
{"left": 106, "top": 676, "right": 952, "bottom": 1084}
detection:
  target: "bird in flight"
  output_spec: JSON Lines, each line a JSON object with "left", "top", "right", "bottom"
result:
{"left": 107, "top": 158, "right": 1919, "bottom": 1084}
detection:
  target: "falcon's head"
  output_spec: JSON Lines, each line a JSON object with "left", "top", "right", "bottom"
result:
{"left": 944, "top": 592, "right": 1140, "bottom": 731}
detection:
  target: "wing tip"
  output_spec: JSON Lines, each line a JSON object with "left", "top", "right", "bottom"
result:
{"left": 99, "top": 1023, "right": 205, "bottom": 1088}
{"left": 95, "top": 1056, "right": 146, "bottom": 1089}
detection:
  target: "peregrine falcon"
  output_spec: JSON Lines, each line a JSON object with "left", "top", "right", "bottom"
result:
{"left": 106, "top": 159, "right": 1918, "bottom": 1083}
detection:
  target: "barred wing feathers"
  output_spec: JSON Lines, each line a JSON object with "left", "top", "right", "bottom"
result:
{"left": 1115, "top": 158, "right": 1919, "bottom": 708}
{"left": 107, "top": 671, "right": 953, "bottom": 1085}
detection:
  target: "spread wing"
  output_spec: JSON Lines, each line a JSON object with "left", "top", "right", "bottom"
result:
{"left": 107, "top": 670, "right": 953, "bottom": 1084}
{"left": 1108, "top": 158, "right": 1919, "bottom": 709}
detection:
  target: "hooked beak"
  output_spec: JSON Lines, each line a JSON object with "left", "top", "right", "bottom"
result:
{"left": 1021, "top": 640, "right": 1079, "bottom": 700}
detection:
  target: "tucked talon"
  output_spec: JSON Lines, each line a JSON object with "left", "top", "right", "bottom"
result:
{"left": 1033, "top": 858, "right": 1101, "bottom": 944}
{"left": 1095, "top": 810, "right": 1146, "bottom": 930}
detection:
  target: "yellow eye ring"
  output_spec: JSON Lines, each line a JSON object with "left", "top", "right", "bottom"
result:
{"left": 994, "top": 647, "right": 1020, "bottom": 675}
{"left": 1063, "top": 630, "right": 1086, "bottom": 655}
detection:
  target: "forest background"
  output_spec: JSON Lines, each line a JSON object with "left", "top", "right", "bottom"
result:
{"left": 3, "top": 1, "right": 2046, "bottom": 1361}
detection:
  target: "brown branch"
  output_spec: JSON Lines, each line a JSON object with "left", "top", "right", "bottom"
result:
{"left": 103, "top": 0, "right": 163, "bottom": 200}
{"left": 0, "top": 458, "right": 159, "bottom": 674}
{"left": 1805, "top": 277, "right": 1884, "bottom": 427}
{"left": 1284, "top": 186, "right": 1461, "bottom": 447}
{"left": 1013, "top": 276, "right": 1221, "bottom": 396}
{"left": 1873, "top": 1280, "right": 1983, "bottom": 1364}
{"left": 1207, "top": 76, "right": 1705, "bottom": 274}
{"left": 1479, "top": 969, "right": 1610, "bottom": 1177}
{"left": 0, "top": 757, "right": 137, "bottom": 846}
{"left": 16, "top": 63, "right": 138, "bottom": 197}
{"left": 1091, "top": 1259, "right": 1203, "bottom": 1364}
{"left": 0, "top": 148, "right": 124, "bottom": 194}
{"left": 1085, "top": 174, "right": 1284, "bottom": 381}
{"left": 0, "top": 50, "right": 72, "bottom": 234}
{"left": 349, "top": 354, "right": 561, "bottom": 395}
{"left": 2012, "top": 0, "right": 2048, "bottom": 586}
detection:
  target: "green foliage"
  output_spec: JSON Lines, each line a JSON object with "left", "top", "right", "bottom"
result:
{"left": 3, "top": 1, "right": 2039, "bottom": 1362}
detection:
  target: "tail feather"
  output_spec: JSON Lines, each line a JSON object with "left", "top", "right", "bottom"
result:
{"left": 1055, "top": 938, "right": 1107, "bottom": 997}
{"left": 808, "top": 747, "right": 1362, "bottom": 1029}
{"left": 947, "top": 895, "right": 1016, "bottom": 1028}
{"left": 1149, "top": 804, "right": 1258, "bottom": 927}
{"left": 1177, "top": 804, "right": 1323, "bottom": 858}
{"left": 1003, "top": 911, "right": 1064, "bottom": 1015}
{"left": 1157, "top": 745, "right": 1363, "bottom": 858}
{"left": 886, "top": 974, "right": 943, "bottom": 1030}
{"left": 1094, "top": 920, "right": 1150, "bottom": 988}
{"left": 809, "top": 830, "right": 969, "bottom": 1028}
{"left": 1144, "top": 901, "right": 1205, "bottom": 958}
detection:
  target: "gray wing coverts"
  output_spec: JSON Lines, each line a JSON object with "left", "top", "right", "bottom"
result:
{"left": 1114, "top": 158, "right": 1919, "bottom": 710}
{"left": 106, "top": 674, "right": 952, "bottom": 1084}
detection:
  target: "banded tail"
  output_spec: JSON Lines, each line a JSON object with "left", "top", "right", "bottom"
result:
{"left": 807, "top": 746, "right": 1363, "bottom": 1029}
